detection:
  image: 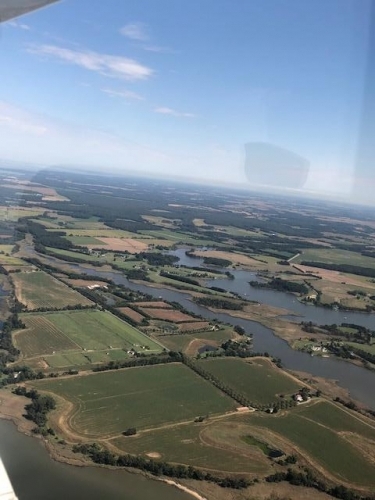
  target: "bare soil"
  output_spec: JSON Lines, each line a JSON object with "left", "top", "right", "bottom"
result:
{"left": 117, "top": 307, "right": 145, "bottom": 323}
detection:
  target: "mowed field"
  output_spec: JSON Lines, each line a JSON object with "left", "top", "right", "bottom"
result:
{"left": 11, "top": 271, "right": 92, "bottom": 310}
{"left": 246, "top": 401, "right": 375, "bottom": 487}
{"left": 196, "top": 358, "right": 301, "bottom": 405}
{"left": 15, "top": 310, "right": 163, "bottom": 360}
{"left": 34, "top": 364, "right": 236, "bottom": 437}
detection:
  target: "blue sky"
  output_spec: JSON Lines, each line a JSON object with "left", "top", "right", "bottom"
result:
{"left": 1, "top": 0, "right": 374, "bottom": 203}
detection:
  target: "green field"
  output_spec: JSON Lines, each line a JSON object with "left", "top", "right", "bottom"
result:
{"left": 34, "top": 363, "right": 236, "bottom": 436}
{"left": 65, "top": 236, "right": 106, "bottom": 246}
{"left": 196, "top": 358, "right": 301, "bottom": 405}
{"left": 15, "top": 310, "right": 163, "bottom": 361}
{"left": 159, "top": 329, "right": 234, "bottom": 353}
{"left": 247, "top": 402, "right": 375, "bottom": 486}
{"left": 294, "top": 400, "right": 375, "bottom": 441}
{"left": 0, "top": 245, "right": 25, "bottom": 265}
{"left": 139, "top": 229, "right": 217, "bottom": 246}
{"left": 111, "top": 421, "right": 271, "bottom": 474}
{"left": 295, "top": 248, "right": 375, "bottom": 268}
{"left": 11, "top": 271, "right": 92, "bottom": 310}
{"left": 345, "top": 341, "right": 375, "bottom": 355}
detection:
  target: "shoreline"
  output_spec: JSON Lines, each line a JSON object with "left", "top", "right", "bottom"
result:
{"left": 0, "top": 391, "right": 211, "bottom": 500}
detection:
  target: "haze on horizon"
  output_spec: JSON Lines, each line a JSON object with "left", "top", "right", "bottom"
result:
{"left": 1, "top": 0, "right": 375, "bottom": 205}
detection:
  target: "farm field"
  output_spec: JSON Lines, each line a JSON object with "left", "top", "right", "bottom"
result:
{"left": 0, "top": 206, "right": 45, "bottom": 221}
{"left": 246, "top": 403, "right": 375, "bottom": 487}
{"left": 196, "top": 358, "right": 301, "bottom": 405}
{"left": 15, "top": 310, "right": 163, "bottom": 359}
{"left": 11, "top": 271, "right": 92, "bottom": 310}
{"left": 133, "top": 301, "right": 172, "bottom": 308}
{"left": 116, "top": 307, "right": 145, "bottom": 323}
{"left": 293, "top": 400, "right": 375, "bottom": 441}
{"left": 139, "top": 229, "right": 218, "bottom": 246}
{"left": 34, "top": 363, "right": 237, "bottom": 437}
{"left": 65, "top": 235, "right": 149, "bottom": 253}
{"left": 65, "top": 235, "right": 106, "bottom": 246}
{"left": 294, "top": 248, "right": 375, "bottom": 269}
{"left": 138, "top": 307, "right": 197, "bottom": 323}
{"left": 0, "top": 245, "right": 26, "bottom": 265}
{"left": 158, "top": 328, "right": 234, "bottom": 354}
{"left": 111, "top": 420, "right": 271, "bottom": 474}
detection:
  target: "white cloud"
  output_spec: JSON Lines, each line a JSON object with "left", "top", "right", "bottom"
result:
{"left": 27, "top": 44, "right": 154, "bottom": 81}
{"left": 143, "top": 45, "right": 175, "bottom": 54}
{"left": 7, "top": 20, "right": 31, "bottom": 30}
{"left": 120, "top": 22, "right": 149, "bottom": 41}
{"left": 154, "top": 107, "right": 195, "bottom": 118}
{"left": 101, "top": 88, "right": 144, "bottom": 101}
{"left": 0, "top": 102, "right": 47, "bottom": 136}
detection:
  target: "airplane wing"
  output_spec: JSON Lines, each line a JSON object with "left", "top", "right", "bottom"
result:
{"left": 0, "top": 0, "right": 59, "bottom": 23}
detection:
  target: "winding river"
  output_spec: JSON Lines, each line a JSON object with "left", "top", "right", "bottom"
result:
{"left": 3, "top": 248, "right": 375, "bottom": 498}
{"left": 38, "top": 250, "right": 375, "bottom": 409}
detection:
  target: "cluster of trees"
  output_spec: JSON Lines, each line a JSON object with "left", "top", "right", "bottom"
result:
{"left": 220, "top": 339, "right": 253, "bottom": 358}
{"left": 250, "top": 278, "right": 309, "bottom": 295}
{"left": 182, "top": 353, "right": 255, "bottom": 407}
{"left": 21, "top": 220, "right": 73, "bottom": 252}
{"left": 266, "top": 468, "right": 373, "bottom": 500}
{"left": 0, "top": 313, "right": 24, "bottom": 358}
{"left": 203, "top": 256, "right": 232, "bottom": 267}
{"left": 124, "top": 269, "right": 150, "bottom": 281}
{"left": 194, "top": 296, "right": 244, "bottom": 310}
{"left": 72, "top": 442, "right": 250, "bottom": 489}
{"left": 159, "top": 271, "right": 200, "bottom": 286}
{"left": 323, "top": 323, "right": 373, "bottom": 343}
{"left": 13, "top": 387, "right": 56, "bottom": 429}
{"left": 2, "top": 366, "right": 45, "bottom": 386}
{"left": 137, "top": 252, "right": 179, "bottom": 267}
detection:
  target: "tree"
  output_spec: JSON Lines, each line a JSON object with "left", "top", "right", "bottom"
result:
{"left": 123, "top": 427, "right": 137, "bottom": 436}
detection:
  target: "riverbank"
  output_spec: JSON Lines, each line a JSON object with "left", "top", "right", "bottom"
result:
{"left": 0, "top": 389, "right": 214, "bottom": 500}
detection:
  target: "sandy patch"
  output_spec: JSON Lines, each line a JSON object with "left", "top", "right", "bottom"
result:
{"left": 90, "top": 237, "right": 148, "bottom": 253}
{"left": 64, "top": 279, "right": 108, "bottom": 288}
{"left": 163, "top": 480, "right": 208, "bottom": 500}
{"left": 146, "top": 452, "right": 161, "bottom": 459}
{"left": 185, "top": 338, "right": 218, "bottom": 356}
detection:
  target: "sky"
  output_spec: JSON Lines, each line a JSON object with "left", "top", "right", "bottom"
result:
{"left": 1, "top": 0, "right": 374, "bottom": 204}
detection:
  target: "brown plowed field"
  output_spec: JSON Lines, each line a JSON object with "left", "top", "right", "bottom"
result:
{"left": 139, "top": 308, "right": 196, "bottom": 323}
{"left": 117, "top": 307, "right": 144, "bottom": 323}
{"left": 90, "top": 237, "right": 148, "bottom": 253}
{"left": 133, "top": 301, "right": 172, "bottom": 309}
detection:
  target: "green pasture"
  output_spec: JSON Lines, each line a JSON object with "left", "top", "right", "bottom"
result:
{"left": 247, "top": 405, "right": 375, "bottom": 486}
{"left": 197, "top": 358, "right": 301, "bottom": 405}
{"left": 34, "top": 363, "right": 236, "bottom": 436}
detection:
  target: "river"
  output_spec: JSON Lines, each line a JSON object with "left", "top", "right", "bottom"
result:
{"left": 0, "top": 419, "right": 192, "bottom": 500}
{"left": 37, "top": 251, "right": 375, "bottom": 409}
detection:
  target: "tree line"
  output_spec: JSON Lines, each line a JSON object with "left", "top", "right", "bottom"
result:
{"left": 193, "top": 296, "right": 244, "bottom": 310}
{"left": 72, "top": 442, "right": 250, "bottom": 489}
{"left": 266, "top": 467, "right": 375, "bottom": 500}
